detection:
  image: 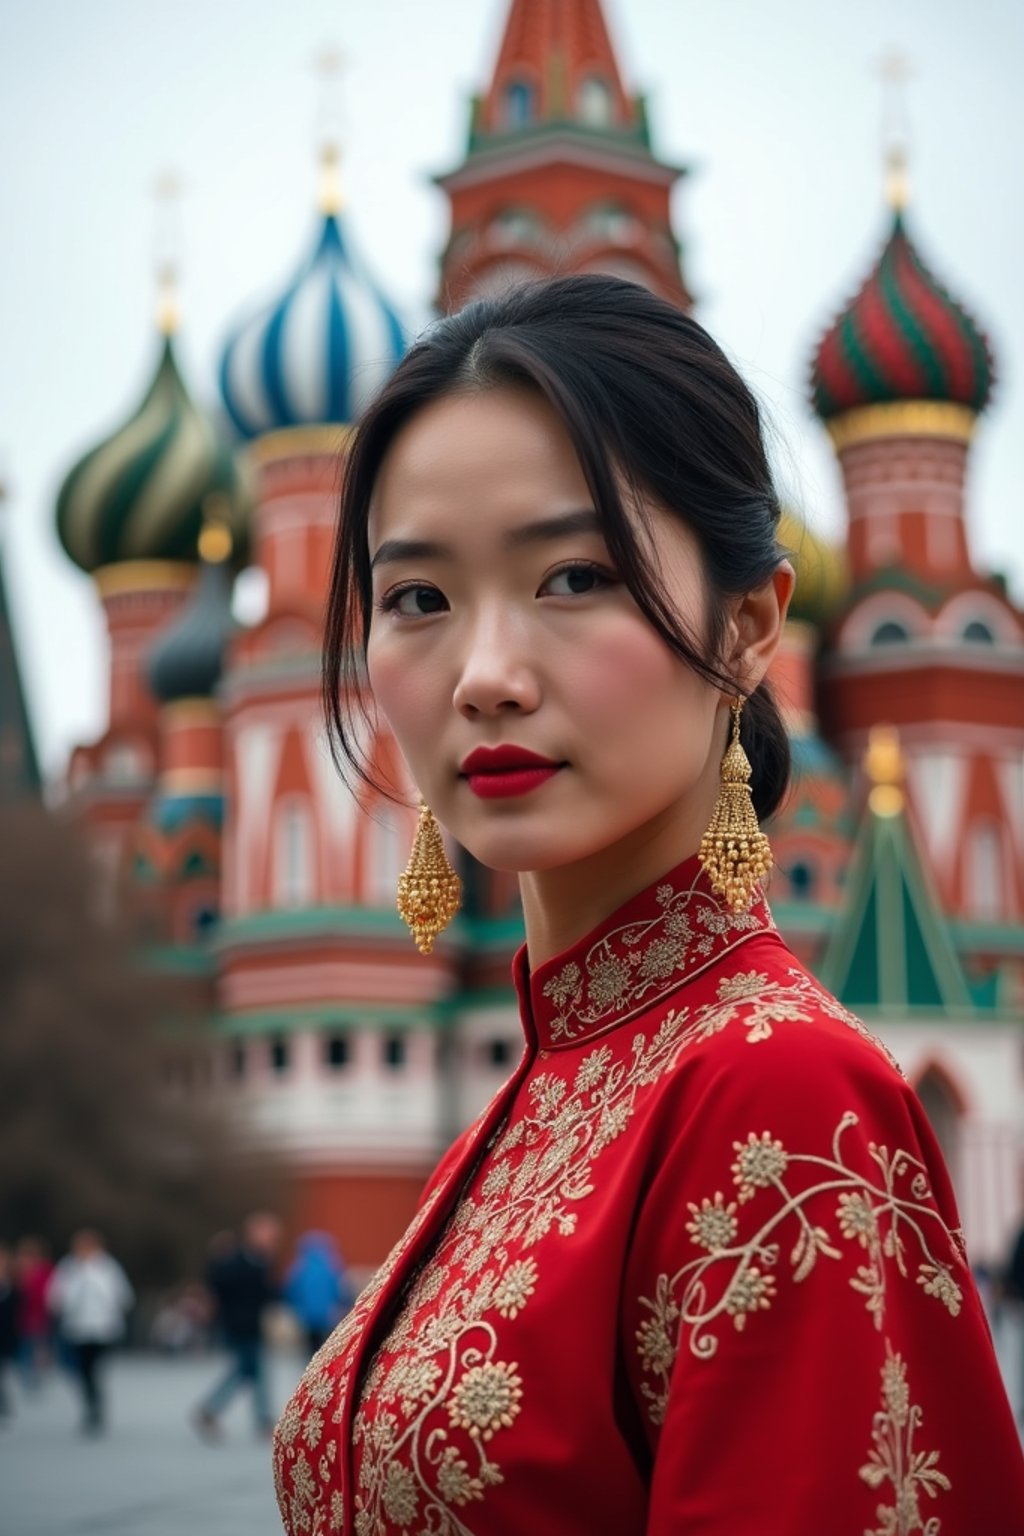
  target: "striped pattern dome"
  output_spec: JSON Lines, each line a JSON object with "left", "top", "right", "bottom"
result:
{"left": 219, "top": 213, "right": 407, "bottom": 439}
{"left": 56, "top": 338, "right": 249, "bottom": 575}
{"left": 811, "top": 211, "right": 994, "bottom": 420}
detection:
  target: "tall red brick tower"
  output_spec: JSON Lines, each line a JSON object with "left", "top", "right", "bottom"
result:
{"left": 435, "top": 0, "right": 693, "bottom": 311}
{"left": 811, "top": 170, "right": 1024, "bottom": 928}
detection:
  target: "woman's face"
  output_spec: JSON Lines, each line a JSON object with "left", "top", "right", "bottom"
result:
{"left": 365, "top": 385, "right": 727, "bottom": 875}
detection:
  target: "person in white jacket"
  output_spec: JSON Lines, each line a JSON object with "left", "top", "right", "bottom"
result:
{"left": 47, "top": 1229, "right": 134, "bottom": 1433}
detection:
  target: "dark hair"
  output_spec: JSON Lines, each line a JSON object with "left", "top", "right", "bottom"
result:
{"left": 322, "top": 274, "right": 790, "bottom": 819}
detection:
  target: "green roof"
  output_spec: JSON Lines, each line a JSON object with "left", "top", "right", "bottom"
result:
{"left": 820, "top": 792, "right": 981, "bottom": 1016}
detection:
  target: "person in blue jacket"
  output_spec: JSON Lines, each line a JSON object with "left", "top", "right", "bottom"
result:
{"left": 284, "top": 1232, "right": 355, "bottom": 1357}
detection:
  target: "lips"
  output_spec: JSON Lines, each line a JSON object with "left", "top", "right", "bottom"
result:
{"left": 460, "top": 745, "right": 565, "bottom": 800}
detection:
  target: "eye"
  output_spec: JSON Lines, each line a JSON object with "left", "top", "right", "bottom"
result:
{"left": 377, "top": 583, "right": 448, "bottom": 618}
{"left": 540, "top": 561, "right": 617, "bottom": 598}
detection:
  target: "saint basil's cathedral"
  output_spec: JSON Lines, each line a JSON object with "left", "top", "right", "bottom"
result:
{"left": 5, "top": 0, "right": 1023, "bottom": 1274}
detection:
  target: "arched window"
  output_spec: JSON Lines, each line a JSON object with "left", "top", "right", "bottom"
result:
{"left": 577, "top": 75, "right": 614, "bottom": 126}
{"left": 580, "top": 201, "right": 634, "bottom": 242}
{"left": 786, "top": 860, "right": 816, "bottom": 900}
{"left": 914, "top": 1067, "right": 962, "bottom": 1184}
{"left": 382, "top": 1032, "right": 407, "bottom": 1071}
{"left": 324, "top": 1031, "right": 351, "bottom": 1071}
{"left": 870, "top": 620, "right": 910, "bottom": 646}
{"left": 274, "top": 800, "right": 314, "bottom": 909}
{"left": 193, "top": 904, "right": 219, "bottom": 937}
{"left": 962, "top": 619, "right": 996, "bottom": 644}
{"left": 966, "top": 821, "right": 1003, "bottom": 920}
{"left": 503, "top": 79, "right": 535, "bottom": 128}
{"left": 105, "top": 742, "right": 146, "bottom": 784}
{"left": 488, "top": 207, "right": 545, "bottom": 248}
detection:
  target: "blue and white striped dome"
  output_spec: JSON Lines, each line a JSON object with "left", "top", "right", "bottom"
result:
{"left": 219, "top": 212, "right": 407, "bottom": 439}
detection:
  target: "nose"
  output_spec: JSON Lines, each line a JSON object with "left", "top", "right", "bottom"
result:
{"left": 452, "top": 608, "right": 541, "bottom": 719}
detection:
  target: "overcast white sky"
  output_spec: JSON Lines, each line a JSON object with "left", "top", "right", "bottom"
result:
{"left": 2, "top": 0, "right": 1021, "bottom": 782}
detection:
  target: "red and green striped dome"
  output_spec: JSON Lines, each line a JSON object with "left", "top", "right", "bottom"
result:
{"left": 810, "top": 210, "right": 994, "bottom": 421}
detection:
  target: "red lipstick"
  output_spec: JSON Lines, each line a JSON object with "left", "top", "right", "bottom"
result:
{"left": 460, "top": 745, "right": 564, "bottom": 800}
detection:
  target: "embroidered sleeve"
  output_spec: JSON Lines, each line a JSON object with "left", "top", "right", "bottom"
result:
{"left": 623, "top": 1014, "right": 1024, "bottom": 1535}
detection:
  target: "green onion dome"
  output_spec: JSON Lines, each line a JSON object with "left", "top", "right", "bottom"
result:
{"left": 810, "top": 209, "right": 994, "bottom": 421}
{"left": 56, "top": 335, "right": 250, "bottom": 575}
{"left": 148, "top": 522, "right": 235, "bottom": 703}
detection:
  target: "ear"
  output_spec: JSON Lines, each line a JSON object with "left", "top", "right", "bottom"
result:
{"left": 726, "top": 560, "right": 796, "bottom": 691}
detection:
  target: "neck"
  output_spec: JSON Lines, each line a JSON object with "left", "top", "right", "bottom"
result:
{"left": 518, "top": 742, "right": 725, "bottom": 968}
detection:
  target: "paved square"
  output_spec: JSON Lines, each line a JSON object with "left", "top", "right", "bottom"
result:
{"left": 1, "top": 1323, "right": 1020, "bottom": 1535}
{"left": 0, "top": 1351, "right": 305, "bottom": 1536}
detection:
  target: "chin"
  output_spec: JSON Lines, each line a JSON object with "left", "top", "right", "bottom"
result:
{"left": 456, "top": 820, "right": 618, "bottom": 876}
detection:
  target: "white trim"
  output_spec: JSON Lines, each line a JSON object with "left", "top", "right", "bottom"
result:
{"left": 934, "top": 590, "right": 1022, "bottom": 645}
{"left": 822, "top": 645, "right": 1024, "bottom": 676}
{"left": 437, "top": 137, "right": 678, "bottom": 193}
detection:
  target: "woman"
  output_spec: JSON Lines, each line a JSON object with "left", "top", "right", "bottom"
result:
{"left": 274, "top": 277, "right": 1023, "bottom": 1534}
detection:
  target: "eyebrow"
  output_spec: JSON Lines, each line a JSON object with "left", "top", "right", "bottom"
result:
{"left": 370, "top": 507, "right": 602, "bottom": 570}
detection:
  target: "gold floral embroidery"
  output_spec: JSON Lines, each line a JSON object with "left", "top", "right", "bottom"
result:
{"left": 685, "top": 1194, "right": 739, "bottom": 1252}
{"left": 348, "top": 968, "right": 888, "bottom": 1534}
{"left": 859, "top": 1341, "right": 951, "bottom": 1534}
{"left": 349, "top": 1017, "right": 698, "bottom": 1533}
{"left": 272, "top": 1182, "right": 446, "bottom": 1533}
{"left": 275, "top": 954, "right": 907, "bottom": 1533}
{"left": 539, "top": 872, "right": 772, "bottom": 1041}
{"left": 635, "top": 1111, "right": 964, "bottom": 1426}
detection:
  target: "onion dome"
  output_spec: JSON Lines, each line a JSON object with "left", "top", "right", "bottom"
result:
{"left": 56, "top": 335, "right": 250, "bottom": 575}
{"left": 148, "top": 520, "right": 235, "bottom": 702}
{"left": 777, "top": 510, "right": 847, "bottom": 626}
{"left": 810, "top": 209, "right": 994, "bottom": 422}
{"left": 219, "top": 169, "right": 407, "bottom": 439}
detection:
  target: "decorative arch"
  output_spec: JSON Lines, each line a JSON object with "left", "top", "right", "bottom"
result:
{"left": 486, "top": 206, "right": 548, "bottom": 249}
{"left": 912, "top": 1058, "right": 968, "bottom": 1184}
{"left": 840, "top": 591, "right": 931, "bottom": 652}
{"left": 934, "top": 589, "right": 1021, "bottom": 646}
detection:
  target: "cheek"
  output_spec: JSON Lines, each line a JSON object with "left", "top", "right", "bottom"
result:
{"left": 366, "top": 638, "right": 441, "bottom": 759}
{"left": 561, "top": 616, "right": 708, "bottom": 738}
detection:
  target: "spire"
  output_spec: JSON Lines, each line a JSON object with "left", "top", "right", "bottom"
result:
{"left": 153, "top": 170, "right": 183, "bottom": 336}
{"left": 480, "top": 0, "right": 640, "bottom": 138}
{"left": 435, "top": 0, "right": 692, "bottom": 311}
{"left": 879, "top": 50, "right": 911, "bottom": 213}
{"left": 820, "top": 726, "right": 978, "bottom": 1014}
{"left": 313, "top": 46, "right": 346, "bottom": 215}
{"left": 0, "top": 476, "right": 42, "bottom": 800}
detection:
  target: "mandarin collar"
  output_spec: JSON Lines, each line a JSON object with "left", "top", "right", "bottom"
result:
{"left": 512, "top": 853, "right": 775, "bottom": 1052}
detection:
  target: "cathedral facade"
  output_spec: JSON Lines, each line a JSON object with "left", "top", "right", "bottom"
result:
{"left": 42, "top": 0, "right": 1024, "bottom": 1272}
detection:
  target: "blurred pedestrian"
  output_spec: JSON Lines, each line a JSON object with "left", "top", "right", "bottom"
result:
{"left": 193, "top": 1211, "right": 280, "bottom": 1440}
{"left": 46, "top": 1229, "right": 134, "bottom": 1435}
{"left": 0, "top": 1245, "right": 19, "bottom": 1423}
{"left": 13, "top": 1236, "right": 53, "bottom": 1390}
{"left": 284, "top": 1230, "right": 355, "bottom": 1356}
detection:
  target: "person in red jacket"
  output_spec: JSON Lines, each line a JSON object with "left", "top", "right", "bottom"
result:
{"left": 273, "top": 275, "right": 1024, "bottom": 1534}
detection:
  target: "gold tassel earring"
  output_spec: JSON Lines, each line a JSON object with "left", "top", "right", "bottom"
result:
{"left": 698, "top": 697, "right": 772, "bottom": 912}
{"left": 396, "top": 803, "right": 462, "bottom": 955}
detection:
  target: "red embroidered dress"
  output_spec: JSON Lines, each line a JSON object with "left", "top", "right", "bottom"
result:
{"left": 274, "top": 854, "right": 1024, "bottom": 1534}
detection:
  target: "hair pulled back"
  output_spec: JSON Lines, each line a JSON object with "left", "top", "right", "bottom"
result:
{"left": 323, "top": 274, "right": 790, "bottom": 820}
